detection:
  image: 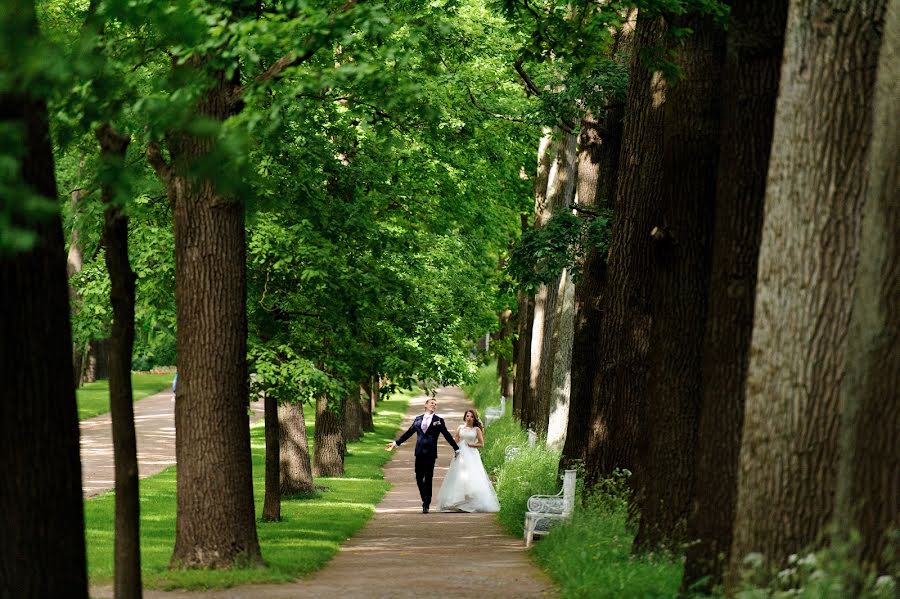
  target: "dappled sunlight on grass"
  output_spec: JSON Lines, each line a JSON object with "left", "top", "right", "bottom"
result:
{"left": 84, "top": 393, "right": 410, "bottom": 589}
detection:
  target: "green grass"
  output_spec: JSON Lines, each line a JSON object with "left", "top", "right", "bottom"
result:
{"left": 84, "top": 390, "right": 415, "bottom": 589}
{"left": 465, "top": 362, "right": 682, "bottom": 598}
{"left": 463, "top": 359, "right": 507, "bottom": 415}
{"left": 77, "top": 372, "right": 175, "bottom": 420}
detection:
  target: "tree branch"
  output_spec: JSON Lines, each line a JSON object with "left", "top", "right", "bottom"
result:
{"left": 514, "top": 59, "right": 542, "bottom": 96}
{"left": 146, "top": 141, "right": 172, "bottom": 184}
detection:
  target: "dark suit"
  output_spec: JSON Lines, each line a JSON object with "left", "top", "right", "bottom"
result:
{"left": 395, "top": 413, "right": 460, "bottom": 508}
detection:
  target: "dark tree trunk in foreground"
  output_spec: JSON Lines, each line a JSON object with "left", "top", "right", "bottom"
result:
{"left": 313, "top": 393, "right": 345, "bottom": 477}
{"left": 279, "top": 401, "right": 315, "bottom": 495}
{"left": 633, "top": 14, "right": 726, "bottom": 553}
{"left": 97, "top": 124, "right": 143, "bottom": 599}
{"left": 0, "top": 9, "right": 88, "bottom": 591}
{"left": 262, "top": 392, "right": 281, "bottom": 521}
{"left": 343, "top": 390, "right": 363, "bottom": 443}
{"left": 682, "top": 1, "right": 787, "bottom": 591}
{"left": 834, "top": 0, "right": 899, "bottom": 576}
{"left": 512, "top": 289, "right": 533, "bottom": 423}
{"left": 584, "top": 15, "right": 667, "bottom": 490}
{"left": 728, "top": 0, "right": 887, "bottom": 587}
{"left": 149, "top": 66, "right": 262, "bottom": 569}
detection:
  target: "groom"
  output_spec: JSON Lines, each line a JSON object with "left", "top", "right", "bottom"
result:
{"left": 385, "top": 397, "right": 459, "bottom": 513}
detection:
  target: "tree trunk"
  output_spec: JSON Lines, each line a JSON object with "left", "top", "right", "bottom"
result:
{"left": 833, "top": 0, "right": 898, "bottom": 576}
{"left": 154, "top": 67, "right": 263, "bottom": 569}
{"left": 515, "top": 130, "right": 556, "bottom": 426}
{"left": 535, "top": 131, "right": 578, "bottom": 438}
{"left": 728, "top": 0, "right": 887, "bottom": 585}
{"left": 279, "top": 401, "right": 315, "bottom": 495}
{"left": 262, "top": 392, "right": 281, "bottom": 521}
{"left": 97, "top": 124, "right": 143, "bottom": 599}
{"left": 633, "top": 14, "right": 726, "bottom": 553}
{"left": 681, "top": 0, "right": 787, "bottom": 591}
{"left": 497, "top": 308, "right": 514, "bottom": 400}
{"left": 0, "top": 23, "right": 88, "bottom": 594}
{"left": 360, "top": 381, "right": 375, "bottom": 432}
{"left": 562, "top": 33, "right": 630, "bottom": 466}
{"left": 343, "top": 389, "right": 363, "bottom": 443}
{"left": 313, "top": 392, "right": 345, "bottom": 477}
{"left": 584, "top": 15, "right": 668, "bottom": 489}
{"left": 67, "top": 163, "right": 87, "bottom": 387}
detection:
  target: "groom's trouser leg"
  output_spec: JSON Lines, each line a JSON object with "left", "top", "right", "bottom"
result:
{"left": 414, "top": 455, "right": 437, "bottom": 506}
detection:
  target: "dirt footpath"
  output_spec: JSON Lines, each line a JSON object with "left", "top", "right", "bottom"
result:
{"left": 92, "top": 386, "right": 557, "bottom": 598}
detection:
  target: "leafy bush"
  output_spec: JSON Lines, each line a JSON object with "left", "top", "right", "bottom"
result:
{"left": 462, "top": 360, "right": 503, "bottom": 413}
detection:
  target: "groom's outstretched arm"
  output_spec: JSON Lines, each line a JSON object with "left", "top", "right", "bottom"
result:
{"left": 440, "top": 423, "right": 460, "bottom": 452}
{"left": 394, "top": 423, "right": 417, "bottom": 447}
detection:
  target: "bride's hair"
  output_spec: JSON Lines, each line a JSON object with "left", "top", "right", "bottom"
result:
{"left": 463, "top": 409, "right": 483, "bottom": 430}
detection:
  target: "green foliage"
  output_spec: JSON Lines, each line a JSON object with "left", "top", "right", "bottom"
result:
{"left": 532, "top": 486, "right": 683, "bottom": 599}
{"left": 75, "top": 372, "right": 173, "bottom": 420}
{"left": 462, "top": 359, "right": 503, "bottom": 413}
{"left": 507, "top": 209, "right": 612, "bottom": 294}
{"left": 83, "top": 394, "right": 411, "bottom": 588}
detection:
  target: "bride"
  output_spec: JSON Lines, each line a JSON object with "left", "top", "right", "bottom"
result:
{"left": 436, "top": 409, "right": 501, "bottom": 513}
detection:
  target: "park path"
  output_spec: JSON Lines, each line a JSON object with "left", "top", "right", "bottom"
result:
{"left": 92, "top": 386, "right": 557, "bottom": 598}
{"left": 80, "top": 388, "right": 264, "bottom": 497}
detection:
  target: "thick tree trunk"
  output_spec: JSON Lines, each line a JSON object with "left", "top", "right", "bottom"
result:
{"left": 0, "top": 37, "right": 88, "bottom": 596}
{"left": 360, "top": 381, "right": 375, "bottom": 432}
{"left": 833, "top": 0, "right": 898, "bottom": 576}
{"left": 279, "top": 401, "right": 315, "bottom": 495}
{"left": 313, "top": 393, "right": 345, "bottom": 477}
{"left": 728, "top": 0, "right": 887, "bottom": 585}
{"left": 343, "top": 390, "right": 363, "bottom": 443}
{"left": 515, "top": 130, "right": 556, "bottom": 426}
{"left": 584, "top": 15, "right": 668, "bottom": 489}
{"left": 262, "top": 392, "right": 281, "bottom": 521}
{"left": 153, "top": 68, "right": 262, "bottom": 569}
{"left": 682, "top": 1, "right": 787, "bottom": 591}
{"left": 535, "top": 131, "right": 578, "bottom": 438}
{"left": 563, "top": 68, "right": 628, "bottom": 468}
{"left": 633, "top": 14, "right": 726, "bottom": 553}
{"left": 545, "top": 268, "right": 575, "bottom": 448}
{"left": 97, "top": 124, "right": 143, "bottom": 599}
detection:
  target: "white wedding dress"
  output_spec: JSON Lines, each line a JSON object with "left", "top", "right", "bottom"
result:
{"left": 436, "top": 425, "right": 501, "bottom": 513}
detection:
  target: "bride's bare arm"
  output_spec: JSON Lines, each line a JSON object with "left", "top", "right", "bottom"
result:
{"left": 470, "top": 427, "right": 484, "bottom": 449}
{"left": 454, "top": 426, "right": 461, "bottom": 444}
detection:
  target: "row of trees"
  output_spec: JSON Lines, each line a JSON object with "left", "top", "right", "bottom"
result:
{"left": 2, "top": 0, "right": 540, "bottom": 596}
{"left": 504, "top": 0, "right": 897, "bottom": 594}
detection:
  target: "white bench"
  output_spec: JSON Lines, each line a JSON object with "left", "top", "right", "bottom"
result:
{"left": 523, "top": 469, "right": 577, "bottom": 547}
{"left": 484, "top": 396, "right": 506, "bottom": 425}
{"left": 503, "top": 428, "right": 538, "bottom": 461}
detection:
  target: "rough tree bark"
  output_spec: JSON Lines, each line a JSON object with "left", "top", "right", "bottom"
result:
{"left": 149, "top": 64, "right": 262, "bottom": 569}
{"left": 313, "top": 392, "right": 345, "bottom": 477}
{"left": 833, "top": 0, "right": 898, "bottom": 576}
{"left": 681, "top": 0, "right": 787, "bottom": 591}
{"left": 279, "top": 401, "right": 315, "bottom": 495}
{"left": 97, "top": 124, "right": 143, "bottom": 599}
{"left": 514, "top": 130, "right": 556, "bottom": 426}
{"left": 583, "top": 15, "right": 668, "bottom": 489}
{"left": 262, "top": 392, "right": 281, "bottom": 521}
{"left": 536, "top": 131, "right": 578, "bottom": 439}
{"left": 633, "top": 14, "right": 726, "bottom": 553}
{"left": 0, "top": 4, "right": 87, "bottom": 590}
{"left": 343, "top": 389, "right": 363, "bottom": 443}
{"left": 728, "top": 0, "right": 888, "bottom": 585}
{"left": 360, "top": 380, "right": 375, "bottom": 432}
{"left": 497, "top": 308, "right": 514, "bottom": 401}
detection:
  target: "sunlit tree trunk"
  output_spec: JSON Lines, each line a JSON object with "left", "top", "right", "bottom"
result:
{"left": 728, "top": 0, "right": 888, "bottom": 586}
{"left": 682, "top": 0, "right": 787, "bottom": 591}
{"left": 279, "top": 401, "right": 315, "bottom": 495}
{"left": 0, "top": 3, "right": 87, "bottom": 591}
{"left": 313, "top": 392, "right": 345, "bottom": 477}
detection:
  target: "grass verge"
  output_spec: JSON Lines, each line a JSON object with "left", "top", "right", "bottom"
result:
{"left": 77, "top": 372, "right": 174, "bottom": 420}
{"left": 84, "top": 390, "right": 414, "bottom": 589}
{"left": 467, "top": 362, "right": 682, "bottom": 598}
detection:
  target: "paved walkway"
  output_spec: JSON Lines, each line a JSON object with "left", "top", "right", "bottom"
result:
{"left": 91, "top": 387, "right": 557, "bottom": 598}
{"left": 80, "top": 389, "right": 264, "bottom": 497}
